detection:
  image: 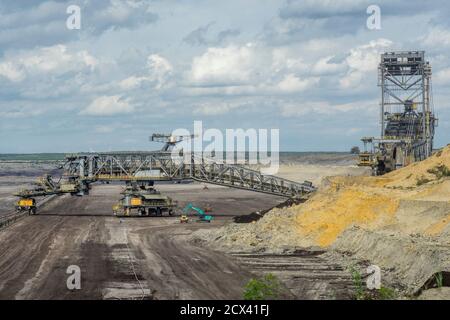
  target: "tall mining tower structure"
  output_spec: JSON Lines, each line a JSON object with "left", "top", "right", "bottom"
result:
{"left": 358, "top": 51, "right": 438, "bottom": 175}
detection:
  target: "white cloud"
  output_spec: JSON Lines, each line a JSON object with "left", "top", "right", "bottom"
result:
{"left": 119, "top": 75, "right": 148, "bottom": 90}
{"left": 2, "top": 0, "right": 450, "bottom": 153}
{"left": 280, "top": 99, "right": 377, "bottom": 117}
{"left": 0, "top": 45, "right": 97, "bottom": 82}
{"left": 93, "top": 0, "right": 155, "bottom": 28}
{"left": 435, "top": 67, "right": 450, "bottom": 84}
{"left": 312, "top": 56, "right": 345, "bottom": 75}
{"left": 277, "top": 74, "right": 319, "bottom": 92}
{"left": 80, "top": 95, "right": 133, "bottom": 116}
{"left": 0, "top": 61, "right": 24, "bottom": 82}
{"left": 189, "top": 43, "right": 260, "bottom": 85}
{"left": 193, "top": 101, "right": 243, "bottom": 115}
{"left": 187, "top": 43, "right": 324, "bottom": 95}
{"left": 147, "top": 54, "right": 173, "bottom": 89}
{"left": 420, "top": 26, "right": 450, "bottom": 47}
{"left": 271, "top": 48, "right": 307, "bottom": 73}
{"left": 281, "top": 101, "right": 328, "bottom": 117}
{"left": 280, "top": 0, "right": 371, "bottom": 18}
{"left": 119, "top": 54, "right": 173, "bottom": 90}
{"left": 339, "top": 38, "right": 392, "bottom": 89}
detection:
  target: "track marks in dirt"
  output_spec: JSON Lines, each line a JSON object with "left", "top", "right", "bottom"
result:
{"left": 231, "top": 252, "right": 354, "bottom": 299}
{"left": 127, "top": 223, "right": 253, "bottom": 299}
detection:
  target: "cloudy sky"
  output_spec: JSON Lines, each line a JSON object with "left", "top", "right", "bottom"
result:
{"left": 0, "top": 0, "right": 449, "bottom": 153}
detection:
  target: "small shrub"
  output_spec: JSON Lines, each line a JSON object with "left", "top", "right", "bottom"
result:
{"left": 435, "top": 272, "right": 444, "bottom": 288}
{"left": 416, "top": 176, "right": 431, "bottom": 186}
{"left": 350, "top": 266, "right": 396, "bottom": 300}
{"left": 350, "top": 267, "right": 366, "bottom": 300}
{"left": 378, "top": 286, "right": 396, "bottom": 300}
{"left": 243, "top": 273, "right": 282, "bottom": 300}
{"left": 427, "top": 165, "right": 450, "bottom": 179}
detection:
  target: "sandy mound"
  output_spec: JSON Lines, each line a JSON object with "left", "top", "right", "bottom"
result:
{"left": 293, "top": 145, "right": 450, "bottom": 247}
{"left": 200, "top": 145, "right": 450, "bottom": 249}
{"left": 378, "top": 147, "right": 450, "bottom": 189}
{"left": 193, "top": 145, "right": 450, "bottom": 294}
{"left": 293, "top": 186, "right": 399, "bottom": 247}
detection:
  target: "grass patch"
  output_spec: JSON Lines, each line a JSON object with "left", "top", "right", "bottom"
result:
{"left": 435, "top": 272, "right": 444, "bottom": 288}
{"left": 243, "top": 273, "right": 282, "bottom": 300}
{"left": 351, "top": 267, "right": 366, "bottom": 300}
{"left": 350, "top": 267, "right": 397, "bottom": 300}
{"left": 378, "top": 286, "right": 396, "bottom": 300}
{"left": 427, "top": 165, "right": 450, "bottom": 179}
{"left": 416, "top": 176, "right": 431, "bottom": 186}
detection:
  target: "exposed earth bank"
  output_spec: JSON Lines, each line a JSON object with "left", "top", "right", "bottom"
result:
{"left": 191, "top": 146, "right": 450, "bottom": 299}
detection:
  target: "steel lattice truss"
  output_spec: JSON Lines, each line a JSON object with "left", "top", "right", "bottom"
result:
{"left": 63, "top": 152, "right": 315, "bottom": 198}
{"left": 379, "top": 51, "right": 436, "bottom": 159}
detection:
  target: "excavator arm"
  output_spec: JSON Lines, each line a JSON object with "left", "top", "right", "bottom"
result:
{"left": 182, "top": 203, "right": 213, "bottom": 222}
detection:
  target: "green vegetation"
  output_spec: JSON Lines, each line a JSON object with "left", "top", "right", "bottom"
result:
{"left": 378, "top": 286, "right": 396, "bottom": 300}
{"left": 243, "top": 273, "right": 282, "bottom": 300}
{"left": 435, "top": 272, "right": 444, "bottom": 288}
{"left": 416, "top": 176, "right": 431, "bottom": 186}
{"left": 427, "top": 165, "right": 450, "bottom": 179}
{"left": 350, "top": 267, "right": 396, "bottom": 300}
{"left": 414, "top": 165, "right": 450, "bottom": 186}
{"left": 350, "top": 267, "right": 366, "bottom": 300}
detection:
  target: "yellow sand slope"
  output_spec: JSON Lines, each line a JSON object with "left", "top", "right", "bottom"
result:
{"left": 293, "top": 145, "right": 450, "bottom": 247}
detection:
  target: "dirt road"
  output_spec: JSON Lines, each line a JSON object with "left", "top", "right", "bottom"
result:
{"left": 0, "top": 183, "right": 284, "bottom": 299}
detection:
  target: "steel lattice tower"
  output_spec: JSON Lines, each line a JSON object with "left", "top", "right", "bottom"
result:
{"left": 359, "top": 51, "right": 438, "bottom": 174}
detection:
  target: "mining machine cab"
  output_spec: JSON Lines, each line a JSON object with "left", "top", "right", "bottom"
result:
{"left": 358, "top": 137, "right": 376, "bottom": 168}
{"left": 16, "top": 197, "right": 36, "bottom": 215}
{"left": 358, "top": 153, "right": 373, "bottom": 167}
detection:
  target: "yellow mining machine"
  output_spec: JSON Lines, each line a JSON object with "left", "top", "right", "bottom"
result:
{"left": 358, "top": 51, "right": 438, "bottom": 175}
{"left": 112, "top": 182, "right": 176, "bottom": 217}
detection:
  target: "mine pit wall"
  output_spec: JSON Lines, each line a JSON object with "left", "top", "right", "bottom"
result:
{"left": 327, "top": 199, "right": 450, "bottom": 295}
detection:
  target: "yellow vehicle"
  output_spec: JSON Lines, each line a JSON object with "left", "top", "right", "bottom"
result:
{"left": 180, "top": 214, "right": 189, "bottom": 223}
{"left": 358, "top": 152, "right": 373, "bottom": 167}
{"left": 16, "top": 198, "right": 36, "bottom": 215}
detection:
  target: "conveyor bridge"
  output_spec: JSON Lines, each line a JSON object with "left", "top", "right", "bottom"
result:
{"left": 62, "top": 152, "right": 315, "bottom": 198}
